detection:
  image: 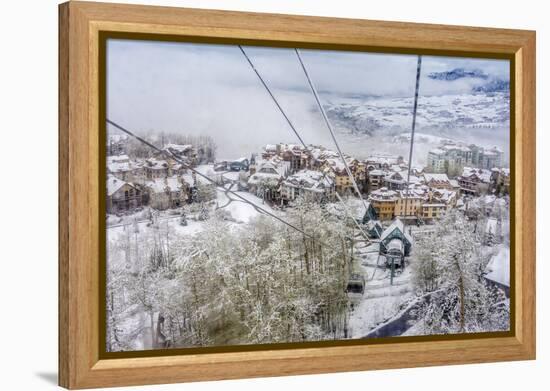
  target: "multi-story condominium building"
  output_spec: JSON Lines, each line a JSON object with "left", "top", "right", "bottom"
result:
{"left": 247, "top": 159, "right": 289, "bottom": 201}
{"left": 427, "top": 143, "right": 503, "bottom": 174}
{"left": 480, "top": 147, "right": 503, "bottom": 169}
{"left": 421, "top": 203, "right": 447, "bottom": 220}
{"left": 458, "top": 167, "right": 492, "bottom": 196}
{"left": 371, "top": 182, "right": 457, "bottom": 222}
{"left": 261, "top": 143, "right": 311, "bottom": 173}
{"left": 280, "top": 169, "right": 335, "bottom": 203}
{"left": 367, "top": 169, "right": 385, "bottom": 192}
{"left": 422, "top": 173, "right": 453, "bottom": 190}
{"left": 383, "top": 171, "right": 407, "bottom": 191}
{"left": 107, "top": 155, "right": 139, "bottom": 182}
{"left": 333, "top": 170, "right": 353, "bottom": 194}
{"left": 368, "top": 187, "right": 399, "bottom": 221}
{"left": 395, "top": 191, "right": 424, "bottom": 218}
{"left": 320, "top": 157, "right": 366, "bottom": 195}
{"left": 364, "top": 155, "right": 405, "bottom": 171}
{"left": 141, "top": 156, "right": 188, "bottom": 181}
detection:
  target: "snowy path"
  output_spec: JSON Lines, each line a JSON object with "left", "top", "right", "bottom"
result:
{"left": 362, "top": 289, "right": 442, "bottom": 339}
{"left": 215, "top": 176, "right": 279, "bottom": 224}
{"left": 348, "top": 253, "right": 414, "bottom": 338}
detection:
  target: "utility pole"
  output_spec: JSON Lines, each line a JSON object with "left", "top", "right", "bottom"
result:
{"left": 404, "top": 55, "right": 423, "bottom": 224}
{"left": 390, "top": 258, "right": 395, "bottom": 285}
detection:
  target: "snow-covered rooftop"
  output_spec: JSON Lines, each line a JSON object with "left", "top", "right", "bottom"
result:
{"left": 429, "top": 148, "right": 445, "bottom": 155}
{"left": 369, "top": 169, "right": 385, "bottom": 176}
{"left": 462, "top": 166, "right": 492, "bottom": 183}
{"left": 145, "top": 158, "right": 169, "bottom": 170}
{"left": 107, "top": 175, "right": 132, "bottom": 196}
{"left": 248, "top": 162, "right": 283, "bottom": 186}
{"left": 146, "top": 176, "right": 187, "bottom": 193}
{"left": 108, "top": 155, "right": 130, "bottom": 163}
{"left": 380, "top": 218, "right": 413, "bottom": 244}
{"left": 163, "top": 143, "right": 194, "bottom": 153}
{"left": 432, "top": 188, "right": 457, "bottom": 204}
{"left": 423, "top": 173, "right": 450, "bottom": 183}
{"left": 368, "top": 187, "right": 398, "bottom": 201}
{"left": 283, "top": 169, "right": 333, "bottom": 192}
{"left": 365, "top": 155, "right": 401, "bottom": 165}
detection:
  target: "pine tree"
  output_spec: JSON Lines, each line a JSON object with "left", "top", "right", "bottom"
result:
{"left": 180, "top": 209, "right": 187, "bottom": 226}
{"left": 198, "top": 203, "right": 209, "bottom": 221}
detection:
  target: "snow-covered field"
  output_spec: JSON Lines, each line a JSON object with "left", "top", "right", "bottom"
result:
{"left": 322, "top": 92, "right": 510, "bottom": 166}
{"left": 326, "top": 92, "right": 509, "bottom": 131}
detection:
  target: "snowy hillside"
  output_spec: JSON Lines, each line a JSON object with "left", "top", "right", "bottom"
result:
{"left": 322, "top": 91, "right": 510, "bottom": 166}
{"left": 325, "top": 92, "right": 509, "bottom": 134}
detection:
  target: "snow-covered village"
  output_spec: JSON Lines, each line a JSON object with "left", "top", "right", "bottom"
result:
{"left": 106, "top": 134, "right": 511, "bottom": 351}
{"left": 105, "top": 41, "right": 511, "bottom": 352}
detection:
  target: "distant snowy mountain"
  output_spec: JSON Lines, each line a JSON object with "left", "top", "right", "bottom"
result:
{"left": 427, "top": 68, "right": 489, "bottom": 81}
{"left": 427, "top": 68, "right": 509, "bottom": 94}
{"left": 472, "top": 78, "right": 510, "bottom": 93}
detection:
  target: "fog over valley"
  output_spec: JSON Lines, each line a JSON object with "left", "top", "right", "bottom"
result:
{"left": 107, "top": 39, "right": 510, "bottom": 164}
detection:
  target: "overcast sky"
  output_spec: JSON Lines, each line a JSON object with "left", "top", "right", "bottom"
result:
{"left": 106, "top": 39, "right": 509, "bottom": 159}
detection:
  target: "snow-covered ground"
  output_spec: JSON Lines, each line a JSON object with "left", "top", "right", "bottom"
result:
{"left": 348, "top": 249, "right": 414, "bottom": 338}
{"left": 107, "top": 166, "right": 281, "bottom": 244}
{"left": 215, "top": 187, "right": 278, "bottom": 224}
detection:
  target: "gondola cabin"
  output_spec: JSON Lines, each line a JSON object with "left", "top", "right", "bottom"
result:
{"left": 346, "top": 273, "right": 365, "bottom": 294}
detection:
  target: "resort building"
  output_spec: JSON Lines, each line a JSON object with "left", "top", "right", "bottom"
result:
{"left": 427, "top": 143, "right": 504, "bottom": 174}
{"left": 458, "top": 167, "right": 492, "bottom": 196}
{"left": 106, "top": 175, "right": 143, "bottom": 214}
{"left": 145, "top": 176, "right": 190, "bottom": 210}
{"left": 280, "top": 169, "right": 335, "bottom": 202}
{"left": 368, "top": 187, "right": 399, "bottom": 221}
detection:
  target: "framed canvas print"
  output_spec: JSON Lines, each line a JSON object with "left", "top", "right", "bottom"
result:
{"left": 59, "top": 1, "right": 536, "bottom": 389}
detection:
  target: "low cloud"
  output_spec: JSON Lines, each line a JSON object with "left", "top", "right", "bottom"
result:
{"left": 107, "top": 39, "right": 509, "bottom": 159}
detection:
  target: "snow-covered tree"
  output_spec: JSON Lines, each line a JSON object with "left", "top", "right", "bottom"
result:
{"left": 411, "top": 210, "right": 509, "bottom": 334}
{"left": 198, "top": 203, "right": 210, "bottom": 221}
{"left": 411, "top": 235, "right": 441, "bottom": 293}
{"left": 193, "top": 182, "right": 216, "bottom": 203}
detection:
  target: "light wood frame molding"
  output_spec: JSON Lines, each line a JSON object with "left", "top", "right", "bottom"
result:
{"left": 59, "top": 1, "right": 536, "bottom": 389}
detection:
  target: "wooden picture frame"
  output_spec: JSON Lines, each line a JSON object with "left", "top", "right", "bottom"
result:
{"left": 59, "top": 1, "right": 536, "bottom": 389}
